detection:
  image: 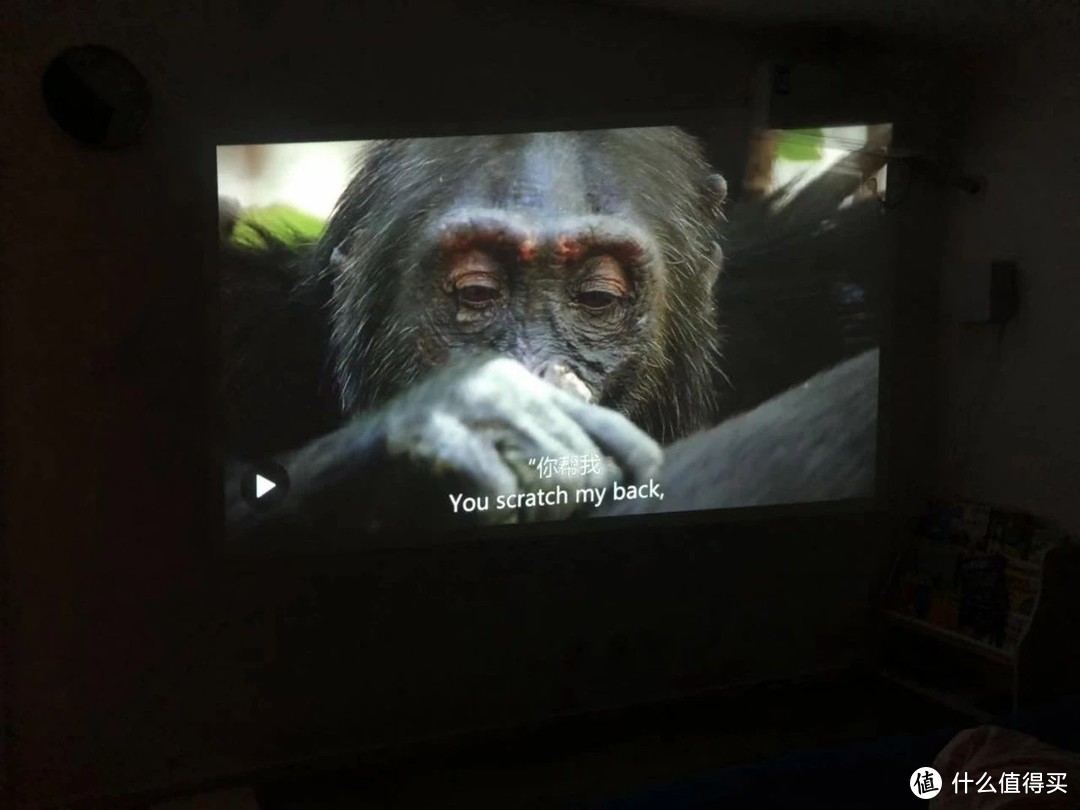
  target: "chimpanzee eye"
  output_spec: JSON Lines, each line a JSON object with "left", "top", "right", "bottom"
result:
{"left": 575, "top": 289, "right": 619, "bottom": 310}
{"left": 574, "top": 254, "right": 628, "bottom": 313}
{"left": 458, "top": 283, "right": 500, "bottom": 306}
{"left": 453, "top": 270, "right": 502, "bottom": 308}
{"left": 446, "top": 251, "right": 503, "bottom": 310}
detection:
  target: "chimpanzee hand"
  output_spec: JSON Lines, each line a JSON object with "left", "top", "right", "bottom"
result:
{"left": 228, "top": 356, "right": 662, "bottom": 543}
{"left": 376, "top": 356, "right": 662, "bottom": 524}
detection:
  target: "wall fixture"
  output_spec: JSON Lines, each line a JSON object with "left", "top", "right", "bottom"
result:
{"left": 42, "top": 45, "right": 151, "bottom": 148}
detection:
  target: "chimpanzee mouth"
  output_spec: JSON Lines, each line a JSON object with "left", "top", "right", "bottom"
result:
{"left": 529, "top": 359, "right": 595, "bottom": 403}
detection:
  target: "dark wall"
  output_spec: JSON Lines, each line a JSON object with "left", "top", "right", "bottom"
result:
{"left": 935, "top": 30, "right": 1080, "bottom": 532}
{"left": 2, "top": 2, "right": 957, "bottom": 805}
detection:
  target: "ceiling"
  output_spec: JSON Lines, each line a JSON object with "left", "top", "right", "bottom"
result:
{"left": 599, "top": 0, "right": 1079, "bottom": 42}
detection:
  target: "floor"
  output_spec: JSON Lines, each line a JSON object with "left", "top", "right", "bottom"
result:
{"left": 208, "top": 670, "right": 968, "bottom": 809}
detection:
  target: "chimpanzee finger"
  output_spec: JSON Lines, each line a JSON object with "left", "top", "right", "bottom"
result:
{"left": 455, "top": 359, "right": 609, "bottom": 469}
{"left": 392, "top": 410, "right": 521, "bottom": 524}
{"left": 551, "top": 391, "right": 663, "bottom": 485}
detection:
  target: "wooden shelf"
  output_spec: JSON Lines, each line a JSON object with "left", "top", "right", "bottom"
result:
{"left": 882, "top": 609, "right": 1016, "bottom": 665}
{"left": 879, "top": 541, "right": 1080, "bottom": 717}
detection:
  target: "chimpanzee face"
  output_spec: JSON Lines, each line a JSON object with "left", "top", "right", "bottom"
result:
{"left": 398, "top": 133, "right": 671, "bottom": 404}
{"left": 324, "top": 127, "right": 725, "bottom": 442}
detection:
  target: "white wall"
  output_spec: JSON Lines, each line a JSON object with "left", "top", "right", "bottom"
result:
{"left": 937, "top": 31, "right": 1080, "bottom": 531}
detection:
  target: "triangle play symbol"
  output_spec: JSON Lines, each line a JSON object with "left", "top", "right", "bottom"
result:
{"left": 255, "top": 474, "right": 277, "bottom": 498}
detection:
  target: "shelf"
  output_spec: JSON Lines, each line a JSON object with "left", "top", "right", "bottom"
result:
{"left": 882, "top": 610, "right": 1017, "bottom": 665}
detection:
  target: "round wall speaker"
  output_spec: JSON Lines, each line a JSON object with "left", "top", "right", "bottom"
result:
{"left": 42, "top": 45, "right": 151, "bottom": 148}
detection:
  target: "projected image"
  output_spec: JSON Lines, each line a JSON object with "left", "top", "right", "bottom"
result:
{"left": 218, "top": 125, "right": 888, "bottom": 548}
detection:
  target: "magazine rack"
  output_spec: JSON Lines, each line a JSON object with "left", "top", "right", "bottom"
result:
{"left": 876, "top": 503, "right": 1079, "bottom": 721}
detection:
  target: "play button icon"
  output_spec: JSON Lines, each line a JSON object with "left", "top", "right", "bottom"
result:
{"left": 255, "top": 474, "right": 276, "bottom": 499}
{"left": 240, "top": 461, "right": 290, "bottom": 510}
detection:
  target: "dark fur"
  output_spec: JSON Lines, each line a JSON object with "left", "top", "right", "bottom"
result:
{"left": 220, "top": 234, "right": 336, "bottom": 457}
{"left": 601, "top": 349, "right": 879, "bottom": 516}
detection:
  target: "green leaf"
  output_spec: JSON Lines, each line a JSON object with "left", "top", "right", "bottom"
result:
{"left": 776, "top": 128, "right": 825, "bottom": 162}
{"left": 231, "top": 204, "right": 327, "bottom": 248}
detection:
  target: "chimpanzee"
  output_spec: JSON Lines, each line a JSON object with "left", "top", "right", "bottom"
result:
{"left": 221, "top": 126, "right": 877, "bottom": 545}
